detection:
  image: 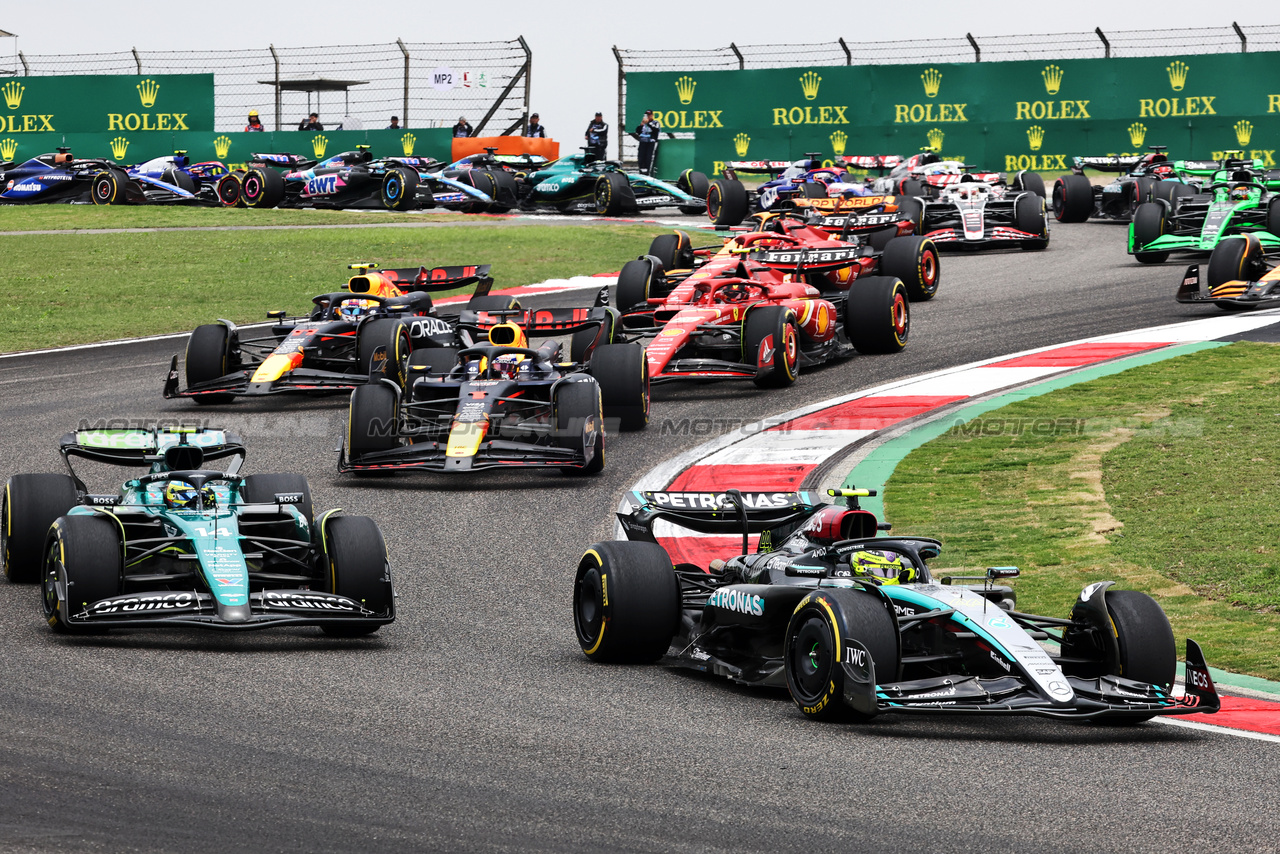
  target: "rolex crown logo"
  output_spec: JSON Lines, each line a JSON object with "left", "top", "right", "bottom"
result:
{"left": 1166, "top": 60, "right": 1189, "bottom": 92}
{"left": 2, "top": 81, "right": 24, "bottom": 110}
{"left": 1041, "top": 64, "right": 1064, "bottom": 96}
{"left": 1234, "top": 119, "right": 1253, "bottom": 147}
{"left": 733, "top": 133, "right": 750, "bottom": 157}
{"left": 1127, "top": 122, "right": 1147, "bottom": 148}
{"left": 311, "top": 134, "right": 328, "bottom": 158}
{"left": 401, "top": 132, "right": 416, "bottom": 155}
{"left": 675, "top": 75, "right": 696, "bottom": 105}
{"left": 136, "top": 78, "right": 160, "bottom": 108}
{"left": 921, "top": 68, "right": 942, "bottom": 99}
{"left": 926, "top": 128, "right": 945, "bottom": 151}
{"left": 1027, "top": 125, "right": 1045, "bottom": 152}
{"left": 799, "top": 71, "right": 822, "bottom": 101}
{"left": 0, "top": 138, "right": 16, "bottom": 161}
{"left": 830, "top": 130, "right": 847, "bottom": 157}
{"left": 213, "top": 135, "right": 232, "bottom": 159}
{"left": 110, "top": 136, "right": 129, "bottom": 161}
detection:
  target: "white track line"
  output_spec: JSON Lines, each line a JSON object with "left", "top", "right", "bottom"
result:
{"left": 1155, "top": 717, "right": 1280, "bottom": 744}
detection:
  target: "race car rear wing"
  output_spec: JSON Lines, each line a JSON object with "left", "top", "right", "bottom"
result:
{"left": 248, "top": 152, "right": 316, "bottom": 170}
{"left": 456, "top": 307, "right": 617, "bottom": 343}
{"left": 841, "top": 155, "right": 903, "bottom": 173}
{"left": 616, "top": 490, "right": 824, "bottom": 553}
{"left": 747, "top": 245, "right": 867, "bottom": 273}
{"left": 723, "top": 160, "right": 792, "bottom": 176}
{"left": 1071, "top": 154, "right": 1145, "bottom": 174}
{"left": 58, "top": 428, "right": 246, "bottom": 486}
{"left": 350, "top": 264, "right": 495, "bottom": 296}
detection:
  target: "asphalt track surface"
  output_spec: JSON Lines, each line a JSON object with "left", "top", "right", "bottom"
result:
{"left": 2, "top": 220, "right": 1278, "bottom": 853}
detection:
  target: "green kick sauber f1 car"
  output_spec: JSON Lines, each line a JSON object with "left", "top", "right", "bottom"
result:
{"left": 1128, "top": 155, "right": 1280, "bottom": 263}
{"left": 2, "top": 427, "right": 394, "bottom": 635}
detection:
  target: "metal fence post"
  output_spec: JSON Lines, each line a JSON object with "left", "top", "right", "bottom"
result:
{"left": 18, "top": 51, "right": 28, "bottom": 76}
{"left": 1233, "top": 21, "right": 1248, "bottom": 53}
{"left": 1095, "top": 28, "right": 1111, "bottom": 59}
{"left": 269, "top": 44, "right": 280, "bottom": 131}
{"left": 519, "top": 35, "right": 531, "bottom": 135}
{"left": 131, "top": 47, "right": 141, "bottom": 74}
{"left": 966, "top": 33, "right": 980, "bottom": 62}
{"left": 838, "top": 38, "right": 851, "bottom": 66}
{"left": 396, "top": 38, "right": 409, "bottom": 127}
{"left": 613, "top": 45, "right": 624, "bottom": 160}
{"left": 729, "top": 42, "right": 744, "bottom": 70}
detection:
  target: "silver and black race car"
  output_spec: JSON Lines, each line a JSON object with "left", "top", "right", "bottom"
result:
{"left": 915, "top": 178, "right": 1049, "bottom": 251}
{"left": 573, "top": 488, "right": 1219, "bottom": 723}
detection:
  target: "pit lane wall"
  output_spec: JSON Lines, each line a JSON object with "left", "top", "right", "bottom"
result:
{"left": 625, "top": 52, "right": 1280, "bottom": 176}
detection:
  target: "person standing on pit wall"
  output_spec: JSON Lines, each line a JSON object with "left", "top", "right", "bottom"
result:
{"left": 298, "top": 113, "right": 323, "bottom": 131}
{"left": 387, "top": 116, "right": 400, "bottom": 130}
{"left": 452, "top": 117, "right": 473, "bottom": 138}
{"left": 584, "top": 112, "right": 608, "bottom": 161}
{"left": 635, "top": 109, "right": 661, "bottom": 175}
{"left": 525, "top": 113, "right": 546, "bottom": 138}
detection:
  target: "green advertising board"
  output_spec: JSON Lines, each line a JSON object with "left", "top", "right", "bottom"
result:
{"left": 0, "top": 74, "right": 214, "bottom": 135}
{"left": 625, "top": 52, "right": 1280, "bottom": 176}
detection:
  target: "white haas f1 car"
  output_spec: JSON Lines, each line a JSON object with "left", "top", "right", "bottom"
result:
{"left": 916, "top": 178, "right": 1050, "bottom": 251}
{"left": 573, "top": 488, "right": 1219, "bottom": 724}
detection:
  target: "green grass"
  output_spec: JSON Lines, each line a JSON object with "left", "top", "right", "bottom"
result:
{"left": 0, "top": 223, "right": 660, "bottom": 352}
{"left": 883, "top": 342, "right": 1280, "bottom": 679}
{"left": 0, "top": 205, "right": 480, "bottom": 231}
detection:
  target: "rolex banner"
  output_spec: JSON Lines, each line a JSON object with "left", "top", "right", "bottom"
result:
{"left": 0, "top": 75, "right": 214, "bottom": 134}
{"left": 626, "top": 52, "right": 1280, "bottom": 176}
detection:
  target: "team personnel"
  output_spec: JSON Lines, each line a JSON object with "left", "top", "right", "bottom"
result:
{"left": 297, "top": 113, "right": 323, "bottom": 131}
{"left": 245, "top": 110, "right": 264, "bottom": 131}
{"left": 452, "top": 116, "right": 473, "bottom": 138}
{"left": 635, "top": 109, "right": 661, "bottom": 175}
{"left": 387, "top": 116, "right": 400, "bottom": 129}
{"left": 525, "top": 113, "right": 546, "bottom": 138}
{"left": 584, "top": 111, "right": 608, "bottom": 160}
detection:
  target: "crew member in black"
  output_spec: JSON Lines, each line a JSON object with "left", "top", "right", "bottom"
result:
{"left": 452, "top": 117, "right": 473, "bottom": 138}
{"left": 635, "top": 109, "right": 661, "bottom": 175}
{"left": 297, "top": 113, "right": 323, "bottom": 131}
{"left": 525, "top": 113, "right": 546, "bottom": 138}
{"left": 584, "top": 112, "right": 608, "bottom": 161}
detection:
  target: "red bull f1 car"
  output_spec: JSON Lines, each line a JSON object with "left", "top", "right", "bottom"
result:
{"left": 572, "top": 488, "right": 1220, "bottom": 724}
{"left": 164, "top": 263, "right": 496, "bottom": 403}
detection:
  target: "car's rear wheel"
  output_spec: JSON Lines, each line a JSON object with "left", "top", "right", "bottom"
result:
{"left": 1132, "top": 202, "right": 1170, "bottom": 263}
{"left": 4, "top": 474, "right": 79, "bottom": 583}
{"left": 460, "top": 169, "right": 498, "bottom": 213}
{"left": 573, "top": 540, "right": 679, "bottom": 663}
{"left": 241, "top": 167, "right": 285, "bottom": 208}
{"left": 318, "top": 514, "right": 393, "bottom": 636}
{"left": 1052, "top": 174, "right": 1094, "bottom": 222}
{"left": 347, "top": 383, "right": 399, "bottom": 457}
{"left": 707, "top": 178, "right": 749, "bottom": 226}
{"left": 594, "top": 172, "right": 634, "bottom": 216}
{"left": 42, "top": 515, "right": 122, "bottom": 633}
{"left": 186, "top": 324, "right": 237, "bottom": 404}
{"left": 487, "top": 169, "right": 519, "bottom": 213}
{"left": 880, "top": 235, "right": 940, "bottom": 301}
{"left": 1013, "top": 170, "right": 1046, "bottom": 198}
{"left": 590, "top": 342, "right": 649, "bottom": 431}
{"left": 845, "top": 276, "right": 909, "bottom": 354}
{"left": 743, "top": 306, "right": 800, "bottom": 388}
{"left": 784, "top": 588, "right": 899, "bottom": 722}
{"left": 554, "top": 380, "right": 605, "bottom": 475}
{"left": 380, "top": 166, "right": 418, "bottom": 211}
{"left": 215, "top": 173, "right": 241, "bottom": 206}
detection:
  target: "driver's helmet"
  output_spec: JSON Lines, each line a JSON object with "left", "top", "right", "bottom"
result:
{"left": 492, "top": 353, "right": 525, "bottom": 379}
{"left": 811, "top": 171, "right": 837, "bottom": 185}
{"left": 338, "top": 298, "right": 377, "bottom": 321}
{"left": 163, "top": 480, "right": 215, "bottom": 510}
{"left": 721, "top": 283, "right": 752, "bottom": 301}
{"left": 1231, "top": 184, "right": 1251, "bottom": 201}
{"left": 956, "top": 185, "right": 980, "bottom": 200}
{"left": 848, "top": 549, "right": 915, "bottom": 584}
{"left": 1151, "top": 163, "right": 1174, "bottom": 178}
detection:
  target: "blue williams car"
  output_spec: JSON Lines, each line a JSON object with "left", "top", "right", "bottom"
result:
{"left": 0, "top": 147, "right": 196, "bottom": 204}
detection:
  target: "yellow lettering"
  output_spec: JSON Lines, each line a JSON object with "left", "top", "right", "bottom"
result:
{"left": 894, "top": 104, "right": 908, "bottom": 123}
{"left": 1015, "top": 102, "right": 1029, "bottom": 120}
{"left": 108, "top": 114, "right": 123, "bottom": 131}
{"left": 712, "top": 160, "right": 724, "bottom": 176}
{"left": 157, "top": 114, "right": 170, "bottom": 131}
{"left": 1199, "top": 96, "right": 1215, "bottom": 115}
{"left": 707, "top": 110, "right": 722, "bottom": 128}
{"left": 21, "top": 114, "right": 35, "bottom": 132}
{"left": 1076, "top": 100, "right": 1090, "bottom": 119}
{"left": 819, "top": 106, "right": 832, "bottom": 123}
{"left": 39, "top": 115, "right": 54, "bottom": 131}
{"left": 953, "top": 104, "right": 966, "bottom": 121}
{"left": 833, "top": 106, "right": 847, "bottom": 123}
{"left": 909, "top": 104, "right": 925, "bottom": 123}
{"left": 1139, "top": 99, "right": 1154, "bottom": 117}
{"left": 773, "top": 108, "right": 788, "bottom": 125}
{"left": 124, "top": 113, "right": 140, "bottom": 131}
{"left": 788, "top": 107, "right": 804, "bottom": 124}
{"left": 1269, "top": 95, "right": 1280, "bottom": 113}
{"left": 1005, "top": 155, "right": 1018, "bottom": 170}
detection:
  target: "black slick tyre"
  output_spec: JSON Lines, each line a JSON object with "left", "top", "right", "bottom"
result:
{"left": 42, "top": 514, "right": 122, "bottom": 633}
{"left": 241, "top": 167, "right": 285, "bottom": 208}
{"left": 648, "top": 232, "right": 693, "bottom": 271}
{"left": 90, "top": 170, "right": 122, "bottom": 205}
{"left": 1206, "top": 236, "right": 1255, "bottom": 289}
{"left": 589, "top": 343, "right": 649, "bottom": 431}
{"left": 707, "top": 178, "right": 748, "bottom": 226}
{"left": 319, "top": 514, "right": 393, "bottom": 636}
{"left": 1267, "top": 197, "right": 1280, "bottom": 238}
{"left": 1098, "top": 590, "right": 1176, "bottom": 724}
{"left": 898, "top": 179, "right": 925, "bottom": 197}
{"left": 161, "top": 167, "right": 197, "bottom": 196}
{"left": 895, "top": 196, "right": 925, "bottom": 235}
{"left": 487, "top": 170, "right": 518, "bottom": 213}
{"left": 742, "top": 306, "right": 800, "bottom": 388}
{"left": 4, "top": 474, "right": 78, "bottom": 583}
{"left": 1051, "top": 174, "right": 1093, "bottom": 223}
{"left": 347, "top": 383, "right": 399, "bottom": 456}
{"left": 1014, "top": 193, "right": 1049, "bottom": 250}
{"left": 460, "top": 169, "right": 498, "bottom": 213}
{"left": 594, "top": 172, "right": 634, "bottom": 216}
{"left": 380, "top": 166, "right": 418, "bottom": 211}
{"left": 185, "top": 324, "right": 236, "bottom": 404}
{"left": 784, "top": 588, "right": 898, "bottom": 722}
{"left": 1132, "top": 202, "right": 1170, "bottom": 263}
{"left": 800, "top": 182, "right": 826, "bottom": 199}
{"left": 676, "top": 169, "right": 710, "bottom": 214}
{"left": 357, "top": 319, "right": 411, "bottom": 386}
{"left": 1013, "top": 170, "right": 1046, "bottom": 198}
{"left": 615, "top": 258, "right": 657, "bottom": 313}
{"left": 573, "top": 540, "right": 679, "bottom": 663}
{"left": 554, "top": 380, "right": 605, "bottom": 475}
{"left": 1128, "top": 176, "right": 1155, "bottom": 215}
{"left": 845, "top": 276, "right": 909, "bottom": 354}
{"left": 879, "top": 236, "right": 940, "bottom": 301}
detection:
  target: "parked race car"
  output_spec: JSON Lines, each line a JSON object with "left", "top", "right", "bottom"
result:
{"left": 164, "top": 262, "right": 496, "bottom": 403}
{"left": 342, "top": 302, "right": 648, "bottom": 475}
{"left": 1176, "top": 233, "right": 1280, "bottom": 310}
{"left": 2, "top": 427, "right": 394, "bottom": 634}
{"left": 1052, "top": 146, "right": 1178, "bottom": 223}
{"left": 613, "top": 215, "right": 921, "bottom": 387}
{"left": 916, "top": 177, "right": 1050, "bottom": 251}
{"left": 1128, "top": 164, "right": 1280, "bottom": 263}
{"left": 129, "top": 150, "right": 242, "bottom": 207}
{"left": 0, "top": 148, "right": 196, "bottom": 204}
{"left": 239, "top": 148, "right": 493, "bottom": 211}
{"left": 572, "top": 488, "right": 1220, "bottom": 724}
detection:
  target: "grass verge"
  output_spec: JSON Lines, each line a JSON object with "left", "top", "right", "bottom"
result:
{"left": 0, "top": 222, "right": 660, "bottom": 352}
{"left": 883, "top": 341, "right": 1280, "bottom": 679}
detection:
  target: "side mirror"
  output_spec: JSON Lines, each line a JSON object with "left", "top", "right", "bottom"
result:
{"left": 987, "top": 566, "right": 1020, "bottom": 580}
{"left": 267, "top": 310, "right": 286, "bottom": 319}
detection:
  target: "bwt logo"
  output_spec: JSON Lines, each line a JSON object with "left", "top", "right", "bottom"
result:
{"left": 305, "top": 174, "right": 338, "bottom": 196}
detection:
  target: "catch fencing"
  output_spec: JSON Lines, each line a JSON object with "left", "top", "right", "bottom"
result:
{"left": 614, "top": 24, "right": 1280, "bottom": 174}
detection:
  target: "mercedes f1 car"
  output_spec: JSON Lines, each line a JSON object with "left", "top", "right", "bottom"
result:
{"left": 612, "top": 216, "right": 921, "bottom": 387}
{"left": 164, "top": 263, "right": 497, "bottom": 403}
{"left": 1129, "top": 162, "right": 1280, "bottom": 263}
{"left": 1052, "top": 146, "right": 1177, "bottom": 223}
{"left": 2, "top": 427, "right": 394, "bottom": 634}
{"left": 341, "top": 302, "right": 648, "bottom": 475}
{"left": 239, "top": 148, "right": 493, "bottom": 211}
{"left": 572, "top": 488, "right": 1220, "bottom": 724}
{"left": 0, "top": 148, "right": 197, "bottom": 204}
{"left": 1176, "top": 233, "right": 1280, "bottom": 310}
